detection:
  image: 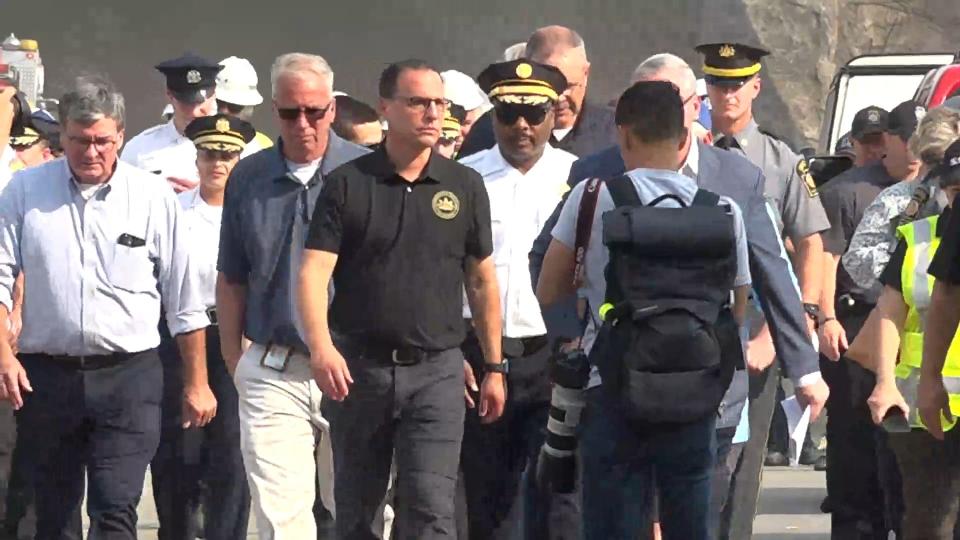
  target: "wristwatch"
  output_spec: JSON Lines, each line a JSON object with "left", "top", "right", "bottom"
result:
{"left": 484, "top": 359, "right": 509, "bottom": 375}
{"left": 803, "top": 303, "right": 821, "bottom": 324}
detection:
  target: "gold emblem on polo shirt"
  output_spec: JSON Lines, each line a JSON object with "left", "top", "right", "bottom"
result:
{"left": 215, "top": 117, "right": 231, "bottom": 133}
{"left": 797, "top": 159, "right": 818, "bottom": 198}
{"left": 186, "top": 69, "right": 202, "bottom": 84}
{"left": 515, "top": 63, "right": 533, "bottom": 79}
{"left": 719, "top": 44, "right": 736, "bottom": 58}
{"left": 432, "top": 190, "right": 460, "bottom": 220}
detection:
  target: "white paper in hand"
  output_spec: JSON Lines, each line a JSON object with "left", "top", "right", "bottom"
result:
{"left": 780, "top": 395, "right": 811, "bottom": 466}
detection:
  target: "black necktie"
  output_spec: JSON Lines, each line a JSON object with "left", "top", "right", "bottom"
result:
{"left": 715, "top": 136, "right": 737, "bottom": 150}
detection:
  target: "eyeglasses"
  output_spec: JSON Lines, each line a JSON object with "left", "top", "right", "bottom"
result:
{"left": 393, "top": 96, "right": 450, "bottom": 114}
{"left": 680, "top": 92, "right": 698, "bottom": 106}
{"left": 66, "top": 135, "right": 118, "bottom": 152}
{"left": 276, "top": 103, "right": 332, "bottom": 122}
{"left": 199, "top": 149, "right": 241, "bottom": 161}
{"left": 217, "top": 100, "right": 246, "bottom": 115}
{"left": 493, "top": 103, "right": 550, "bottom": 126}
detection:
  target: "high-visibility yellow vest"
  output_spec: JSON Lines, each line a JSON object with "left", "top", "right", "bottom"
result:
{"left": 896, "top": 215, "right": 960, "bottom": 431}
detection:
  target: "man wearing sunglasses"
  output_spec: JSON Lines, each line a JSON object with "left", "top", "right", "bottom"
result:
{"left": 457, "top": 59, "right": 576, "bottom": 540}
{"left": 215, "top": 56, "right": 274, "bottom": 159}
{"left": 121, "top": 53, "right": 220, "bottom": 193}
{"left": 216, "top": 52, "right": 368, "bottom": 538}
{"left": 458, "top": 25, "right": 616, "bottom": 161}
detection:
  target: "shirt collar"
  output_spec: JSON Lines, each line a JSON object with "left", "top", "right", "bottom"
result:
{"left": 368, "top": 143, "right": 443, "bottom": 184}
{"left": 679, "top": 137, "right": 700, "bottom": 178}
{"left": 165, "top": 119, "right": 187, "bottom": 142}
{"left": 624, "top": 166, "right": 699, "bottom": 201}
{"left": 65, "top": 158, "right": 119, "bottom": 197}
{"left": 492, "top": 143, "right": 558, "bottom": 177}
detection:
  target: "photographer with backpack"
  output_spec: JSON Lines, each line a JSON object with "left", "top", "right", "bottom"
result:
{"left": 537, "top": 80, "right": 751, "bottom": 540}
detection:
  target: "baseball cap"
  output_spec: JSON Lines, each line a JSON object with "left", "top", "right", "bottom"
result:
{"left": 850, "top": 106, "right": 887, "bottom": 141}
{"left": 216, "top": 56, "right": 263, "bottom": 107}
{"left": 886, "top": 100, "right": 925, "bottom": 141}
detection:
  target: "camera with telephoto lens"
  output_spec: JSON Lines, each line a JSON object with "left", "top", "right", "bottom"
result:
{"left": 0, "top": 77, "right": 32, "bottom": 135}
{"left": 536, "top": 348, "right": 591, "bottom": 494}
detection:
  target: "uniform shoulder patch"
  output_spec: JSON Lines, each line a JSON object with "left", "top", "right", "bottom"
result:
{"left": 797, "top": 159, "right": 818, "bottom": 198}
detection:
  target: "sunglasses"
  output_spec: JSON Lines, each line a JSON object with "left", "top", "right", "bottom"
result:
{"left": 218, "top": 100, "right": 246, "bottom": 115}
{"left": 276, "top": 103, "right": 332, "bottom": 122}
{"left": 493, "top": 103, "right": 550, "bottom": 126}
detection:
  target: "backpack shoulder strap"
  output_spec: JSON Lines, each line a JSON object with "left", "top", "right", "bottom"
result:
{"left": 606, "top": 175, "right": 641, "bottom": 208}
{"left": 691, "top": 188, "right": 720, "bottom": 207}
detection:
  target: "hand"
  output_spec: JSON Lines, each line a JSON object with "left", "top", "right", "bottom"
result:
{"left": 918, "top": 372, "right": 952, "bottom": 441}
{"left": 182, "top": 383, "right": 217, "bottom": 428}
{"left": 558, "top": 338, "right": 581, "bottom": 354}
{"left": 479, "top": 373, "right": 506, "bottom": 424}
{"left": 7, "top": 308, "right": 21, "bottom": 353}
{"left": 867, "top": 380, "right": 909, "bottom": 425}
{"left": 166, "top": 176, "right": 199, "bottom": 193}
{"left": 795, "top": 377, "right": 829, "bottom": 422}
{"left": 463, "top": 359, "right": 478, "bottom": 408}
{"left": 818, "top": 319, "right": 848, "bottom": 362}
{"left": 746, "top": 331, "right": 776, "bottom": 375}
{"left": 310, "top": 346, "right": 353, "bottom": 401}
{"left": 0, "top": 348, "right": 30, "bottom": 410}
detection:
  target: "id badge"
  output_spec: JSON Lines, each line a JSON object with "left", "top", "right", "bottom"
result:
{"left": 260, "top": 345, "right": 291, "bottom": 372}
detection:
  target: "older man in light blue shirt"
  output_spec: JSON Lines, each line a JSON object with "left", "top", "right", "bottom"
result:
{"left": 0, "top": 76, "right": 209, "bottom": 538}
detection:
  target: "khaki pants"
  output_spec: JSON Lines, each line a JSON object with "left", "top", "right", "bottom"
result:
{"left": 236, "top": 342, "right": 334, "bottom": 539}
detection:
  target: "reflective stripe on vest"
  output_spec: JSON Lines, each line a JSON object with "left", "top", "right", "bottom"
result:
{"left": 896, "top": 215, "right": 960, "bottom": 430}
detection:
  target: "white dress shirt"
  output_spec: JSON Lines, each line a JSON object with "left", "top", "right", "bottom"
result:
{"left": 121, "top": 121, "right": 199, "bottom": 182}
{"left": 460, "top": 144, "right": 577, "bottom": 338}
{"left": 178, "top": 188, "right": 222, "bottom": 308}
{"left": 0, "top": 159, "right": 209, "bottom": 355}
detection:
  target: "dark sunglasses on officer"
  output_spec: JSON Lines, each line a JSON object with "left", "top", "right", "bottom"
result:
{"left": 493, "top": 102, "right": 552, "bottom": 126}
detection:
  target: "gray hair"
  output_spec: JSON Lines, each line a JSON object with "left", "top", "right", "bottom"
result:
{"left": 270, "top": 53, "right": 334, "bottom": 98}
{"left": 632, "top": 53, "right": 697, "bottom": 94}
{"left": 909, "top": 106, "right": 960, "bottom": 168}
{"left": 502, "top": 42, "right": 527, "bottom": 62}
{"left": 58, "top": 76, "right": 125, "bottom": 129}
{"left": 525, "top": 26, "right": 586, "bottom": 62}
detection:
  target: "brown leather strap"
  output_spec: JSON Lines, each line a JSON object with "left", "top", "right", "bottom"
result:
{"left": 573, "top": 178, "right": 602, "bottom": 288}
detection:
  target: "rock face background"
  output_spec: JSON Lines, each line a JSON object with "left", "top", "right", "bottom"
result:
{"left": 4, "top": 0, "right": 958, "bottom": 148}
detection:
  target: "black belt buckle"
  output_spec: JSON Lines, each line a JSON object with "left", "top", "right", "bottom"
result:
{"left": 390, "top": 348, "right": 422, "bottom": 366}
{"left": 206, "top": 307, "right": 218, "bottom": 326}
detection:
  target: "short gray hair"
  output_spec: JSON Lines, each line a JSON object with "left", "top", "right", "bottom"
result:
{"left": 632, "top": 53, "right": 697, "bottom": 93}
{"left": 910, "top": 106, "right": 960, "bottom": 167}
{"left": 58, "top": 76, "right": 125, "bottom": 129}
{"left": 524, "top": 26, "right": 586, "bottom": 62}
{"left": 270, "top": 53, "right": 334, "bottom": 98}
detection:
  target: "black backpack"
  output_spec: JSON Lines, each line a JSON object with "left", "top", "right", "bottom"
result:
{"left": 589, "top": 175, "right": 741, "bottom": 425}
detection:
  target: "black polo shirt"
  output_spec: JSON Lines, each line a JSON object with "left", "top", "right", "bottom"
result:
{"left": 306, "top": 146, "right": 493, "bottom": 350}
{"left": 930, "top": 196, "right": 960, "bottom": 284}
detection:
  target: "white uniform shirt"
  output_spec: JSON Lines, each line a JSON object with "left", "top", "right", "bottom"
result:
{"left": 460, "top": 143, "right": 577, "bottom": 338}
{"left": 121, "top": 121, "right": 198, "bottom": 182}
{"left": 178, "top": 188, "right": 222, "bottom": 308}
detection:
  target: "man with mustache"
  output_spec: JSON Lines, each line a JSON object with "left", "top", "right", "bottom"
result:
{"left": 458, "top": 58, "right": 576, "bottom": 540}
{"left": 457, "top": 25, "right": 616, "bottom": 160}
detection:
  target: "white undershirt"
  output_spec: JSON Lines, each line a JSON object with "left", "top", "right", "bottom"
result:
{"left": 286, "top": 158, "right": 322, "bottom": 185}
{"left": 73, "top": 180, "right": 104, "bottom": 200}
{"left": 553, "top": 127, "right": 573, "bottom": 141}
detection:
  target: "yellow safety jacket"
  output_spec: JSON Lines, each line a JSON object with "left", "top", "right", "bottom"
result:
{"left": 895, "top": 215, "right": 960, "bottom": 431}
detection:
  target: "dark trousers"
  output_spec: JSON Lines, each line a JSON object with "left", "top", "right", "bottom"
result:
{"left": 710, "top": 427, "right": 743, "bottom": 540}
{"left": 888, "top": 428, "right": 960, "bottom": 540}
{"left": 18, "top": 350, "right": 162, "bottom": 540}
{"left": 819, "top": 308, "right": 902, "bottom": 539}
{"left": 459, "top": 335, "right": 580, "bottom": 540}
{"left": 327, "top": 345, "right": 465, "bottom": 540}
{"left": 722, "top": 354, "right": 780, "bottom": 539}
{"left": 151, "top": 326, "right": 249, "bottom": 540}
{"left": 580, "top": 388, "right": 717, "bottom": 540}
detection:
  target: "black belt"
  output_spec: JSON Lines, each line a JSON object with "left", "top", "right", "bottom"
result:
{"left": 29, "top": 351, "right": 134, "bottom": 370}
{"left": 356, "top": 341, "right": 435, "bottom": 366}
{"left": 836, "top": 294, "right": 874, "bottom": 317}
{"left": 502, "top": 335, "right": 549, "bottom": 359}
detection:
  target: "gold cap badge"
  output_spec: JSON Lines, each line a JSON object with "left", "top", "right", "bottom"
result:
{"left": 515, "top": 63, "right": 533, "bottom": 79}
{"left": 215, "top": 117, "right": 231, "bottom": 133}
{"left": 719, "top": 44, "right": 736, "bottom": 58}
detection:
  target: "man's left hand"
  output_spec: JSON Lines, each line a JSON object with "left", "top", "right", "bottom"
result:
{"left": 479, "top": 373, "right": 506, "bottom": 424}
{"left": 167, "top": 176, "right": 199, "bottom": 193}
{"left": 182, "top": 383, "right": 217, "bottom": 429}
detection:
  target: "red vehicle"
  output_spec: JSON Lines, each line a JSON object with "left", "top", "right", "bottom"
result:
{"left": 913, "top": 54, "right": 960, "bottom": 108}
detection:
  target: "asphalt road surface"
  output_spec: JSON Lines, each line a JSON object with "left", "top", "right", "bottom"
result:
{"left": 110, "top": 465, "right": 831, "bottom": 539}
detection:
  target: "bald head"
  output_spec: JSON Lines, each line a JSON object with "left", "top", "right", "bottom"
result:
{"left": 525, "top": 25, "right": 586, "bottom": 63}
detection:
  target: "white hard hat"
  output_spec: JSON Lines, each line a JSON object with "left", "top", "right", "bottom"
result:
{"left": 216, "top": 56, "right": 263, "bottom": 107}
{"left": 441, "top": 70, "right": 490, "bottom": 112}
{"left": 696, "top": 78, "right": 707, "bottom": 98}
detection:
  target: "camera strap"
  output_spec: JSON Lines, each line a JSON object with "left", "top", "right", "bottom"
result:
{"left": 573, "top": 178, "right": 604, "bottom": 350}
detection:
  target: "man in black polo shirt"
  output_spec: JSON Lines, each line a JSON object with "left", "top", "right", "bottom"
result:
{"left": 298, "top": 59, "right": 505, "bottom": 540}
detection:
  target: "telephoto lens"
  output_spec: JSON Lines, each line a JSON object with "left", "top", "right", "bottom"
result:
{"left": 536, "top": 349, "right": 591, "bottom": 494}
{"left": 6, "top": 91, "right": 31, "bottom": 134}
